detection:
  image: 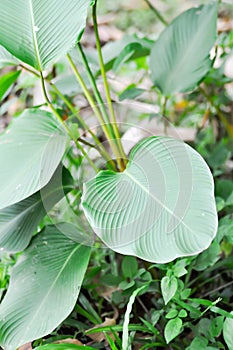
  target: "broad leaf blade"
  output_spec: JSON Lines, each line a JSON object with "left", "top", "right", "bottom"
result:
{"left": 0, "top": 0, "right": 91, "bottom": 70}
{"left": 0, "top": 108, "right": 68, "bottom": 210}
{"left": 82, "top": 136, "right": 218, "bottom": 263}
{"left": 0, "top": 70, "right": 21, "bottom": 101}
{"left": 0, "top": 166, "right": 73, "bottom": 253}
{"left": 0, "top": 225, "right": 91, "bottom": 350}
{"left": 150, "top": 4, "right": 217, "bottom": 95}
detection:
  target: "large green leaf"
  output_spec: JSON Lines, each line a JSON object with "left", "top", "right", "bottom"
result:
{"left": 0, "top": 0, "right": 91, "bottom": 70}
{"left": 0, "top": 70, "right": 21, "bottom": 101}
{"left": 149, "top": 4, "right": 217, "bottom": 95}
{"left": 82, "top": 136, "right": 218, "bottom": 263}
{"left": 0, "top": 108, "right": 68, "bottom": 210}
{"left": 0, "top": 225, "right": 91, "bottom": 350}
{"left": 0, "top": 165, "right": 73, "bottom": 253}
{"left": 0, "top": 45, "right": 19, "bottom": 68}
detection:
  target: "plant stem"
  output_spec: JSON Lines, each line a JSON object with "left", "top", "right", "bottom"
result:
{"left": 144, "top": 0, "right": 168, "bottom": 26}
{"left": 67, "top": 53, "right": 124, "bottom": 171}
{"left": 199, "top": 86, "right": 233, "bottom": 139}
{"left": 39, "top": 71, "right": 98, "bottom": 173}
{"left": 50, "top": 82, "right": 116, "bottom": 170}
{"left": 20, "top": 62, "right": 114, "bottom": 166}
{"left": 77, "top": 43, "right": 113, "bottom": 130}
{"left": 92, "top": 1, "right": 127, "bottom": 168}
{"left": 162, "top": 96, "right": 169, "bottom": 134}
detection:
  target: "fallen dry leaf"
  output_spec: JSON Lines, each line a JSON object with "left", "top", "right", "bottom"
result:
{"left": 86, "top": 318, "right": 116, "bottom": 343}
{"left": 18, "top": 343, "right": 32, "bottom": 350}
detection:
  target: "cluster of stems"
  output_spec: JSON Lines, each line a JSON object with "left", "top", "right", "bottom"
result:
{"left": 34, "top": 1, "right": 128, "bottom": 173}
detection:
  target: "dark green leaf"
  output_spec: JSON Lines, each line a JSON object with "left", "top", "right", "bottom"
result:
{"left": 0, "top": 70, "right": 21, "bottom": 100}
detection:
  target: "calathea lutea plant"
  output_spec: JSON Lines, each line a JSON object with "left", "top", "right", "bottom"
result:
{"left": 0, "top": 0, "right": 218, "bottom": 349}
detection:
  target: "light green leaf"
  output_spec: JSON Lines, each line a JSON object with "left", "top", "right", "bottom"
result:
{"left": 150, "top": 4, "right": 217, "bottom": 95}
{"left": 0, "top": 0, "right": 91, "bottom": 70}
{"left": 161, "top": 276, "right": 178, "bottom": 305}
{"left": 0, "top": 108, "right": 68, "bottom": 210}
{"left": 0, "top": 70, "right": 21, "bottom": 101}
{"left": 165, "top": 317, "right": 183, "bottom": 344}
{"left": 82, "top": 136, "right": 218, "bottom": 263}
{"left": 223, "top": 312, "right": 233, "bottom": 350}
{"left": 0, "top": 165, "right": 73, "bottom": 253}
{"left": 122, "top": 284, "right": 149, "bottom": 350}
{"left": 0, "top": 45, "right": 19, "bottom": 68}
{"left": 0, "top": 225, "right": 91, "bottom": 350}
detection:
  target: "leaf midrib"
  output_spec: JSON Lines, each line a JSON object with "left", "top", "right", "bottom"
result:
{"left": 19, "top": 243, "right": 82, "bottom": 344}
{"left": 29, "top": 0, "right": 42, "bottom": 71}
{"left": 158, "top": 5, "right": 215, "bottom": 93}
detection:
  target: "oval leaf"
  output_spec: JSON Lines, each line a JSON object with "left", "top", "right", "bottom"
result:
{"left": 0, "top": 165, "right": 73, "bottom": 253}
{"left": 165, "top": 317, "right": 183, "bottom": 344}
{"left": 0, "top": 108, "right": 68, "bottom": 210}
{"left": 150, "top": 4, "right": 217, "bottom": 95}
{"left": 0, "top": 225, "right": 91, "bottom": 350}
{"left": 223, "top": 312, "right": 233, "bottom": 350}
{"left": 161, "top": 276, "right": 178, "bottom": 305}
{"left": 0, "top": 0, "right": 91, "bottom": 70}
{"left": 82, "top": 136, "right": 218, "bottom": 263}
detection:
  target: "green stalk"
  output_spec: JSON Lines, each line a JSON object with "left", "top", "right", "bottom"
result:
{"left": 92, "top": 1, "right": 127, "bottom": 168}
{"left": 50, "top": 82, "right": 116, "bottom": 170}
{"left": 40, "top": 71, "right": 98, "bottom": 173}
{"left": 19, "top": 62, "right": 113, "bottom": 166}
{"left": 144, "top": 0, "right": 168, "bottom": 26}
{"left": 67, "top": 53, "right": 124, "bottom": 171}
{"left": 77, "top": 43, "right": 114, "bottom": 132}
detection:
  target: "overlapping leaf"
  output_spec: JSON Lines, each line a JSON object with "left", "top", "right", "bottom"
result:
{"left": 0, "top": 225, "right": 91, "bottom": 350}
{"left": 0, "top": 166, "right": 73, "bottom": 253}
{"left": 0, "top": 109, "right": 68, "bottom": 210}
{"left": 0, "top": 0, "right": 91, "bottom": 70}
{"left": 82, "top": 136, "right": 218, "bottom": 263}
{"left": 150, "top": 4, "right": 217, "bottom": 95}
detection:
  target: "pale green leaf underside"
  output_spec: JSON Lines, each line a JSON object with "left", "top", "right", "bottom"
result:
{"left": 0, "top": 225, "right": 91, "bottom": 350}
{"left": 0, "top": 45, "right": 19, "bottom": 68}
{"left": 0, "top": 109, "right": 68, "bottom": 210}
{"left": 82, "top": 136, "right": 218, "bottom": 263}
{"left": 223, "top": 312, "right": 233, "bottom": 350}
{"left": 0, "top": 166, "right": 73, "bottom": 253}
{"left": 0, "top": 0, "right": 91, "bottom": 70}
{"left": 150, "top": 4, "right": 217, "bottom": 95}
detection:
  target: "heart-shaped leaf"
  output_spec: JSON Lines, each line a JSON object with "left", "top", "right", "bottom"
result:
{"left": 82, "top": 136, "right": 218, "bottom": 263}
{"left": 0, "top": 165, "right": 73, "bottom": 253}
{"left": 0, "top": 0, "right": 91, "bottom": 70}
{"left": 149, "top": 4, "right": 217, "bottom": 95}
{"left": 0, "top": 108, "right": 68, "bottom": 210}
{"left": 0, "top": 225, "right": 91, "bottom": 350}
